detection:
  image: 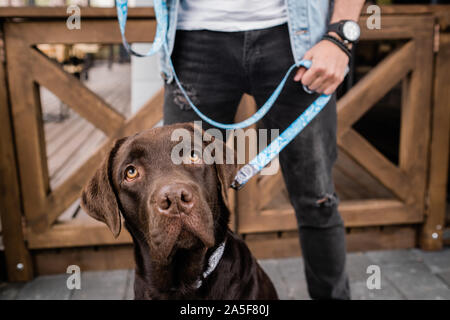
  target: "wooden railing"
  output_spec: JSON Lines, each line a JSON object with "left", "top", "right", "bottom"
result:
{"left": 0, "top": 7, "right": 161, "bottom": 281}
{"left": 0, "top": 6, "right": 449, "bottom": 281}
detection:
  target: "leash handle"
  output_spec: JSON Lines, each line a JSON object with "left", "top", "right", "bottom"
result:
{"left": 116, "top": 0, "right": 168, "bottom": 57}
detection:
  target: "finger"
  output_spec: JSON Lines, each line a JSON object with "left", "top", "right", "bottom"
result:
{"left": 293, "top": 67, "right": 306, "bottom": 82}
{"left": 301, "top": 65, "right": 324, "bottom": 87}
{"left": 316, "top": 81, "right": 330, "bottom": 94}
{"left": 315, "top": 70, "right": 338, "bottom": 93}
{"left": 295, "top": 50, "right": 314, "bottom": 82}
{"left": 309, "top": 75, "right": 327, "bottom": 92}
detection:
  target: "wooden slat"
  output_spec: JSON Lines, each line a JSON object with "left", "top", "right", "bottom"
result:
{"left": 246, "top": 226, "right": 417, "bottom": 259}
{"left": 340, "top": 199, "right": 422, "bottom": 226}
{"left": 239, "top": 199, "right": 422, "bottom": 234}
{"left": 372, "top": 4, "right": 450, "bottom": 15}
{"left": 1, "top": 5, "right": 447, "bottom": 19}
{"left": 27, "top": 213, "right": 132, "bottom": 249}
{"left": 0, "top": 29, "right": 33, "bottom": 281}
{"left": 338, "top": 129, "right": 410, "bottom": 201}
{"left": 32, "top": 245, "right": 135, "bottom": 276}
{"left": 420, "top": 33, "right": 450, "bottom": 250}
{"left": 359, "top": 16, "right": 436, "bottom": 40}
{"left": 4, "top": 32, "right": 50, "bottom": 225}
{"left": 31, "top": 49, "right": 125, "bottom": 136}
{"left": 0, "top": 7, "right": 155, "bottom": 18}
{"left": 398, "top": 24, "right": 434, "bottom": 216}
{"left": 337, "top": 41, "right": 415, "bottom": 135}
{"left": 29, "top": 90, "right": 164, "bottom": 231}
{"left": 7, "top": 20, "right": 156, "bottom": 45}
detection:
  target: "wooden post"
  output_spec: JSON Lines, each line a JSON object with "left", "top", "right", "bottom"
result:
{"left": 0, "top": 26, "right": 33, "bottom": 281}
{"left": 420, "top": 32, "right": 450, "bottom": 250}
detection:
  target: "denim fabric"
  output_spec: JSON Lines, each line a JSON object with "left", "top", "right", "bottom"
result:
{"left": 159, "top": 0, "right": 331, "bottom": 83}
{"left": 163, "top": 23, "right": 350, "bottom": 300}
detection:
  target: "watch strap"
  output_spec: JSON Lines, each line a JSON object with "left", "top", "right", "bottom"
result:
{"left": 327, "top": 21, "right": 342, "bottom": 36}
{"left": 321, "top": 34, "right": 352, "bottom": 60}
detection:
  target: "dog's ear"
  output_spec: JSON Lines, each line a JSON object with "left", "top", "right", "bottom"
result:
{"left": 80, "top": 138, "right": 127, "bottom": 238}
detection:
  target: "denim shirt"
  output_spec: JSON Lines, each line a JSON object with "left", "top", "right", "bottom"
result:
{"left": 160, "top": 0, "right": 331, "bottom": 83}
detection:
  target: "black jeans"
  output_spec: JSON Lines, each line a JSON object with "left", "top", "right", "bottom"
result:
{"left": 163, "top": 23, "right": 350, "bottom": 300}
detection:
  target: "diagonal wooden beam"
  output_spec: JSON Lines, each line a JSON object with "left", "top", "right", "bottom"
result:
{"left": 338, "top": 129, "right": 410, "bottom": 201}
{"left": 337, "top": 40, "right": 415, "bottom": 137}
{"left": 29, "top": 90, "right": 164, "bottom": 231}
{"left": 31, "top": 49, "right": 125, "bottom": 136}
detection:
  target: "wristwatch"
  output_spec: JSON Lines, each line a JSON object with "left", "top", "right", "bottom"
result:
{"left": 327, "top": 20, "right": 361, "bottom": 45}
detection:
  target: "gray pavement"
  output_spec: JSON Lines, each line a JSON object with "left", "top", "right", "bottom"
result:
{"left": 1, "top": 248, "right": 449, "bottom": 300}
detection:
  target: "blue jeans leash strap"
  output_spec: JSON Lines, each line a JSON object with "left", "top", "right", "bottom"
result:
{"left": 116, "top": 0, "right": 336, "bottom": 190}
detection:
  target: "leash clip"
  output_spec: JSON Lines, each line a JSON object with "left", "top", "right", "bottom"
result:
{"left": 231, "top": 164, "right": 259, "bottom": 190}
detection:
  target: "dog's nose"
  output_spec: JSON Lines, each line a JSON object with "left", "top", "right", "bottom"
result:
{"left": 155, "top": 184, "right": 194, "bottom": 215}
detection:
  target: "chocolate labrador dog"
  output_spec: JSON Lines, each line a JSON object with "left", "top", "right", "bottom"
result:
{"left": 81, "top": 123, "right": 278, "bottom": 300}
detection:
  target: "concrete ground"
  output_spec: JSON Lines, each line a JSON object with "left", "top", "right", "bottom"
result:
{"left": 1, "top": 248, "right": 449, "bottom": 300}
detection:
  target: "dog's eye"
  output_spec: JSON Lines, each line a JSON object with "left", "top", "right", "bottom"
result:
{"left": 125, "top": 166, "right": 139, "bottom": 181}
{"left": 188, "top": 150, "right": 202, "bottom": 164}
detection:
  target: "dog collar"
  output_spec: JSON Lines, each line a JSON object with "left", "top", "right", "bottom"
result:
{"left": 194, "top": 240, "right": 226, "bottom": 289}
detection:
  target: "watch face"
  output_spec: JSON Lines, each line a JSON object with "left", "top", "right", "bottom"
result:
{"left": 343, "top": 21, "right": 360, "bottom": 42}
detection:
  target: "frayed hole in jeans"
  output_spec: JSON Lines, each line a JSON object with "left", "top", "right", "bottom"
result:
{"left": 173, "top": 83, "right": 199, "bottom": 111}
{"left": 315, "top": 193, "right": 338, "bottom": 207}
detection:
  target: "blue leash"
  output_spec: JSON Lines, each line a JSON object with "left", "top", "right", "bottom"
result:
{"left": 116, "top": 0, "right": 335, "bottom": 189}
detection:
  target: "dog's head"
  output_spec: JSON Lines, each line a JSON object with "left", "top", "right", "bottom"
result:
{"left": 81, "top": 123, "right": 237, "bottom": 264}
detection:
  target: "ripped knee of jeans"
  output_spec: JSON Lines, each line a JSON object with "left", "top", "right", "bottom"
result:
{"left": 172, "top": 82, "right": 199, "bottom": 111}
{"left": 314, "top": 193, "right": 339, "bottom": 208}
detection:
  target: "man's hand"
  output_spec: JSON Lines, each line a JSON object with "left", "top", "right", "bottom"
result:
{"left": 293, "top": 40, "right": 349, "bottom": 95}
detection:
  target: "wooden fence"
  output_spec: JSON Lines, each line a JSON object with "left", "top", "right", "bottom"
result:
{"left": 0, "top": 5, "right": 449, "bottom": 281}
